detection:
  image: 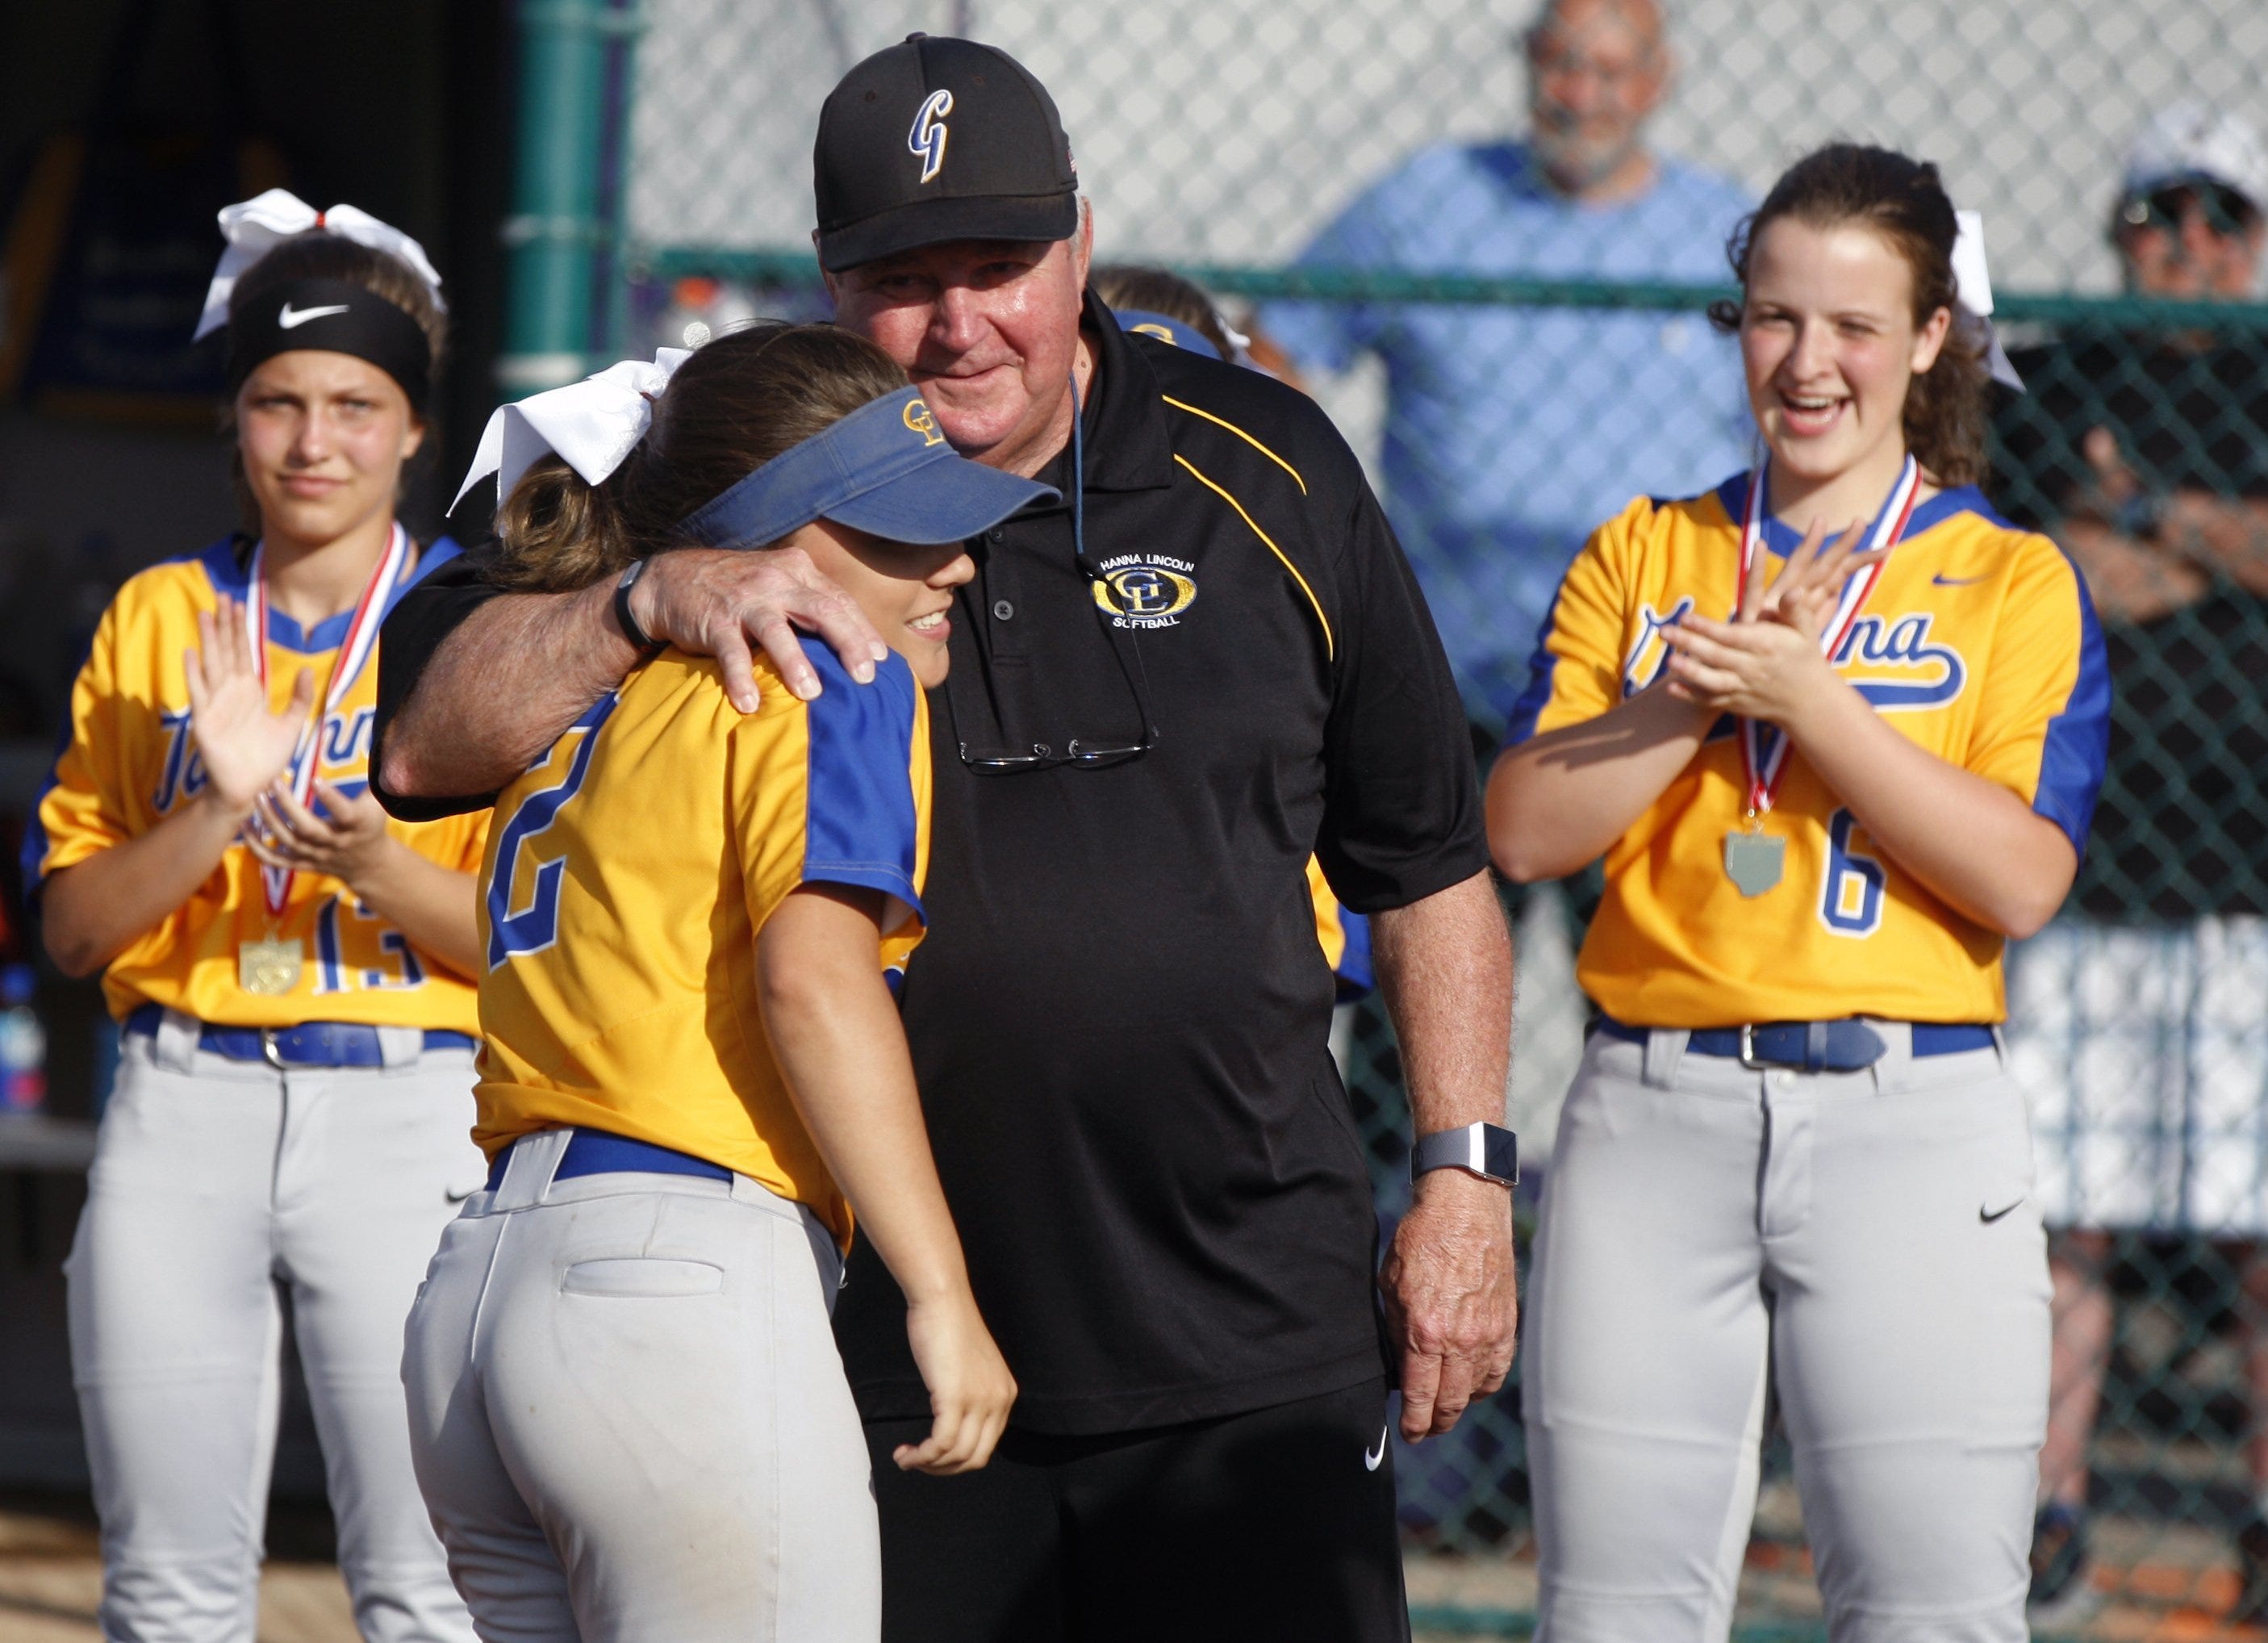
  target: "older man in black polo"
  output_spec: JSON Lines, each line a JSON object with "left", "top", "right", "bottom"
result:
{"left": 375, "top": 36, "right": 1514, "bottom": 1641}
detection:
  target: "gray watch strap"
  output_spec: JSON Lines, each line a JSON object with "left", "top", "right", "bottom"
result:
{"left": 1410, "top": 1122, "right": 1518, "bottom": 1185}
{"left": 613, "top": 558, "right": 660, "bottom": 651}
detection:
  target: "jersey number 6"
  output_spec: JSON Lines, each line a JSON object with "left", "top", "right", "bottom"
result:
{"left": 1818, "top": 808, "right": 1886, "bottom": 938}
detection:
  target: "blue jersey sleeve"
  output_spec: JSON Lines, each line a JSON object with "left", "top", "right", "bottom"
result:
{"left": 800, "top": 638, "right": 925, "bottom": 922}
{"left": 2030, "top": 571, "right": 2112, "bottom": 855}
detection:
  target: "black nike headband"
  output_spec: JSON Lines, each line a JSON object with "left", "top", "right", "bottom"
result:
{"left": 225, "top": 278, "right": 432, "bottom": 409}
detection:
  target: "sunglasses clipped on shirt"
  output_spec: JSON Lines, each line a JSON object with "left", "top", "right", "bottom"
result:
{"left": 943, "top": 544, "right": 1163, "bottom": 775}
{"left": 944, "top": 371, "right": 1162, "bottom": 776}
{"left": 2121, "top": 179, "right": 2261, "bottom": 238}
{"left": 946, "top": 696, "right": 1159, "bottom": 773}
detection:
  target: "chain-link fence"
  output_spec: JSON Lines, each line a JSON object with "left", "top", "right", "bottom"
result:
{"left": 604, "top": 2, "right": 2268, "bottom": 1633}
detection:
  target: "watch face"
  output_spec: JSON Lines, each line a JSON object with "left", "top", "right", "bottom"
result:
{"left": 1482, "top": 1126, "right": 1519, "bottom": 1185}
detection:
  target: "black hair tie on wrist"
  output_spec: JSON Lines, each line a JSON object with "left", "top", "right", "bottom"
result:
{"left": 224, "top": 278, "right": 432, "bottom": 408}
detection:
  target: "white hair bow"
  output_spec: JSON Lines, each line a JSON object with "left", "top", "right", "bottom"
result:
{"left": 1951, "top": 210, "right": 2023, "bottom": 392}
{"left": 453, "top": 349, "right": 695, "bottom": 515}
{"left": 193, "top": 188, "right": 446, "bottom": 341}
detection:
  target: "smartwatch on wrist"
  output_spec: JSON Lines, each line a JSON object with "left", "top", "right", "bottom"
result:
{"left": 613, "top": 558, "right": 661, "bottom": 652}
{"left": 1410, "top": 1122, "right": 1518, "bottom": 1187}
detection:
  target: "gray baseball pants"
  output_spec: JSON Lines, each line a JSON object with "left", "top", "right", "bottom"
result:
{"left": 66, "top": 1016, "right": 485, "bottom": 1643}
{"left": 400, "top": 1127, "right": 879, "bottom": 1643}
{"left": 1523, "top": 1024, "right": 2049, "bottom": 1641}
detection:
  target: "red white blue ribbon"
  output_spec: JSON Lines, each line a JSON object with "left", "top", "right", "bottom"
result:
{"left": 244, "top": 522, "right": 411, "bottom": 916}
{"left": 1733, "top": 456, "right": 1920, "bottom": 816}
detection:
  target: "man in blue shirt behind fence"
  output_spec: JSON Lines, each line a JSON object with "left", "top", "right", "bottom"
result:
{"left": 1264, "top": 0, "right": 1752, "bottom": 725}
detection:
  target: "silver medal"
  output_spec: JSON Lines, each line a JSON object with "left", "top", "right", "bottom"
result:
{"left": 1723, "top": 830, "right": 1786, "bottom": 897}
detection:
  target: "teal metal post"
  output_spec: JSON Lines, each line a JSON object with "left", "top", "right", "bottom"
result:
{"left": 499, "top": 3, "right": 622, "bottom": 393}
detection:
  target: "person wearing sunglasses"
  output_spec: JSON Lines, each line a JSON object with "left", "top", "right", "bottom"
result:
{"left": 2110, "top": 116, "right": 2266, "bottom": 306}
{"left": 374, "top": 35, "right": 1512, "bottom": 1643}
{"left": 1994, "top": 100, "right": 2268, "bottom": 1624}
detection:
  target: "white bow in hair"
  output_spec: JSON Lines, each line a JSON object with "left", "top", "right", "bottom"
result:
{"left": 1951, "top": 210, "right": 2023, "bottom": 392}
{"left": 193, "top": 188, "right": 447, "bottom": 341}
{"left": 453, "top": 349, "right": 695, "bottom": 516}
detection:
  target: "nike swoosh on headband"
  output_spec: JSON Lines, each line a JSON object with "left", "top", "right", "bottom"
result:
{"left": 278, "top": 302, "right": 353, "bottom": 329}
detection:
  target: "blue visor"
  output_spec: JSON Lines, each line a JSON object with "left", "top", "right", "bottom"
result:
{"left": 1115, "top": 310, "right": 1222, "bottom": 360}
{"left": 677, "top": 386, "right": 1057, "bottom": 550}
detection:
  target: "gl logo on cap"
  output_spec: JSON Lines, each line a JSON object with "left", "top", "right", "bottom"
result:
{"left": 903, "top": 399, "right": 946, "bottom": 446}
{"left": 909, "top": 90, "right": 954, "bottom": 185}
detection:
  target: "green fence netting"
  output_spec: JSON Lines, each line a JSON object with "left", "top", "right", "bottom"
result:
{"left": 599, "top": 1, "right": 2268, "bottom": 1633}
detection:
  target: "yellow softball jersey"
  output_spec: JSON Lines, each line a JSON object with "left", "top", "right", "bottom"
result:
{"left": 1505, "top": 475, "right": 2111, "bottom": 1027}
{"left": 473, "top": 638, "right": 930, "bottom": 1248}
{"left": 27, "top": 537, "right": 488, "bottom": 1028}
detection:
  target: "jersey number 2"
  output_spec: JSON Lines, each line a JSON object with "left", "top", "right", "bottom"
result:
{"left": 486, "top": 697, "right": 617, "bottom": 970}
{"left": 1818, "top": 808, "right": 1886, "bottom": 938}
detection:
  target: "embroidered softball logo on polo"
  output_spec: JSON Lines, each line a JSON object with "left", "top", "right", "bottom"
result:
{"left": 909, "top": 90, "right": 954, "bottom": 184}
{"left": 903, "top": 399, "right": 946, "bottom": 446}
{"left": 1092, "top": 554, "right": 1198, "bottom": 629}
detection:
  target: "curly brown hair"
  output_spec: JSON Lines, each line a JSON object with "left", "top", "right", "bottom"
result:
{"left": 1707, "top": 143, "right": 1991, "bottom": 487}
{"left": 492, "top": 323, "right": 912, "bottom": 592}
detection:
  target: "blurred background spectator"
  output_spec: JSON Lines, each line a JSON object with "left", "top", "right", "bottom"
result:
{"left": 1258, "top": 0, "right": 1752, "bottom": 730}
{"left": 1998, "top": 100, "right": 2268, "bottom": 1627}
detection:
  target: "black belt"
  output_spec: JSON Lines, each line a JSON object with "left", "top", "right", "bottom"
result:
{"left": 1593, "top": 1016, "right": 1994, "bottom": 1072}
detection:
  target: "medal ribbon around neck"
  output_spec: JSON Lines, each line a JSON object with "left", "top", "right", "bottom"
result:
{"left": 242, "top": 522, "right": 411, "bottom": 918}
{"left": 1733, "top": 456, "right": 1921, "bottom": 818}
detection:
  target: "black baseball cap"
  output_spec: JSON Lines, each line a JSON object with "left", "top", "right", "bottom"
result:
{"left": 813, "top": 35, "right": 1079, "bottom": 273}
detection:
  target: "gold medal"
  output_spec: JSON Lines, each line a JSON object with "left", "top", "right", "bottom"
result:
{"left": 1723, "top": 829, "right": 1786, "bottom": 897}
{"left": 238, "top": 939, "right": 304, "bottom": 996}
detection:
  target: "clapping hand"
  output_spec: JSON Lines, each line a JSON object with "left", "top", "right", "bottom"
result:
{"left": 184, "top": 596, "right": 313, "bottom": 814}
{"left": 245, "top": 780, "right": 399, "bottom": 895}
{"left": 1659, "top": 515, "right": 1880, "bottom": 728}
